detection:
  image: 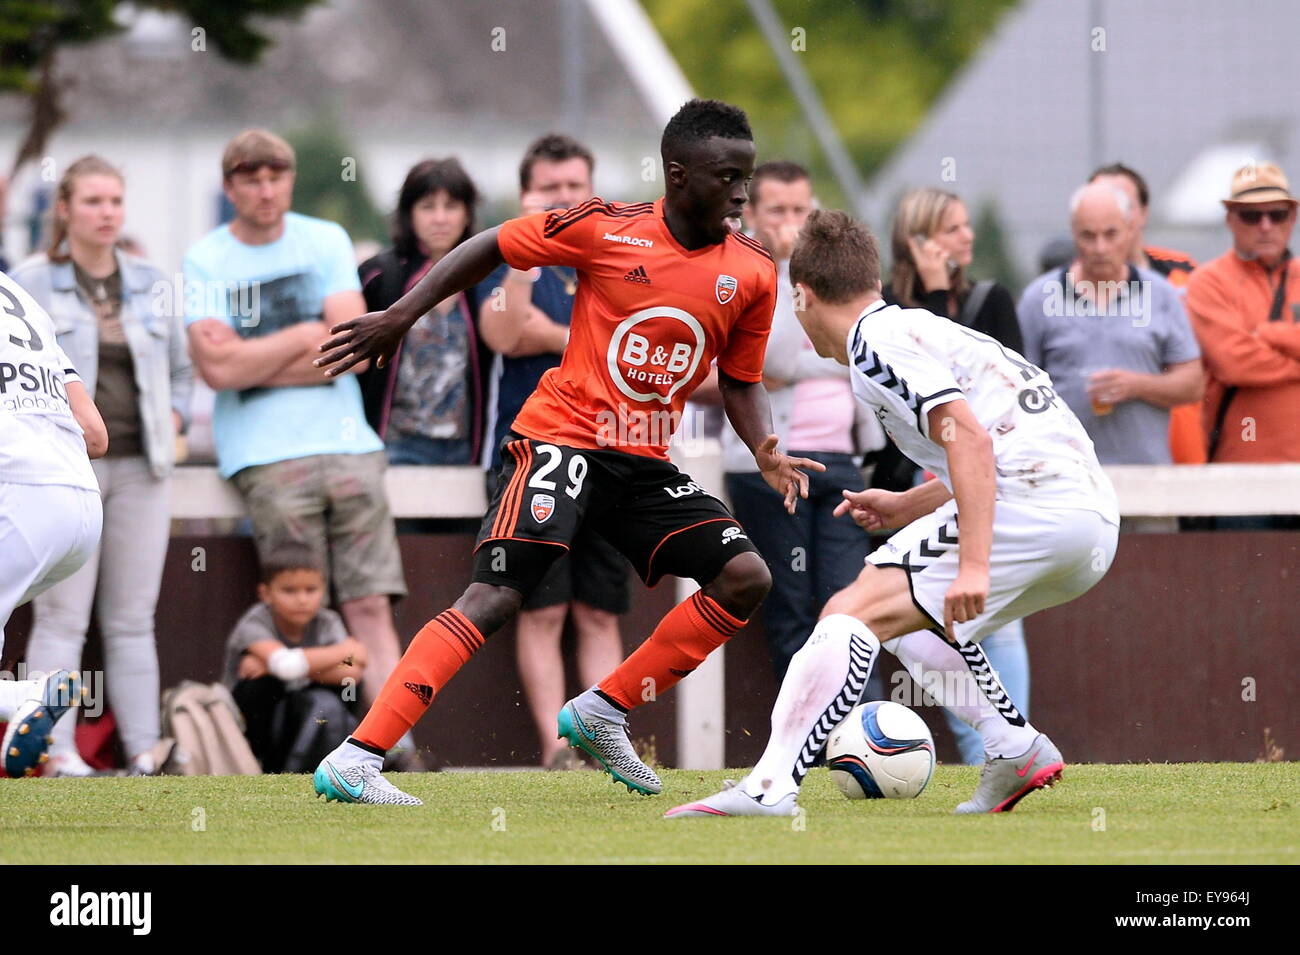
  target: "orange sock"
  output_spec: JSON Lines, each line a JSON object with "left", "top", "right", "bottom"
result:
{"left": 352, "top": 609, "right": 484, "bottom": 751}
{"left": 598, "top": 591, "right": 744, "bottom": 710}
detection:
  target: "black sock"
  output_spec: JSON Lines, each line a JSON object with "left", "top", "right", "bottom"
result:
{"left": 346, "top": 736, "right": 387, "bottom": 758}
{"left": 593, "top": 689, "right": 629, "bottom": 714}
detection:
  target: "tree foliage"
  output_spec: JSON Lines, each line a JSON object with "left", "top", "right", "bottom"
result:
{"left": 0, "top": 0, "right": 322, "bottom": 173}
{"left": 285, "top": 116, "right": 388, "bottom": 245}
{"left": 969, "top": 199, "right": 1023, "bottom": 295}
{"left": 641, "top": 0, "right": 1020, "bottom": 207}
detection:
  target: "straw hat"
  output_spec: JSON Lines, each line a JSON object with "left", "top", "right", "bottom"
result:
{"left": 1222, "top": 161, "right": 1299, "bottom": 207}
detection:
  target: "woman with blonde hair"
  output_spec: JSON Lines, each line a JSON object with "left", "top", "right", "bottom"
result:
{"left": 885, "top": 188, "right": 1022, "bottom": 350}
{"left": 884, "top": 187, "right": 1029, "bottom": 766}
{"left": 9, "top": 155, "right": 192, "bottom": 776}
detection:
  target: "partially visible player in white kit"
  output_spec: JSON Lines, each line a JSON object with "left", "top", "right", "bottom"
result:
{"left": 0, "top": 268, "right": 106, "bottom": 776}
{"left": 667, "top": 211, "right": 1120, "bottom": 817}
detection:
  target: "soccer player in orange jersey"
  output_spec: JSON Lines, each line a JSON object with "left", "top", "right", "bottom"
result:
{"left": 310, "top": 100, "right": 824, "bottom": 804}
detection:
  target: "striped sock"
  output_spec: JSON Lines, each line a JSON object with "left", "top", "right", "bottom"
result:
{"left": 743, "top": 614, "right": 879, "bottom": 803}
{"left": 352, "top": 609, "right": 484, "bottom": 751}
{"left": 597, "top": 591, "right": 743, "bottom": 710}
{"left": 882, "top": 630, "right": 1036, "bottom": 759}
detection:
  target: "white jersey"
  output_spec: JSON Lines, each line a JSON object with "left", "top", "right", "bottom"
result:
{"left": 847, "top": 300, "right": 1118, "bottom": 525}
{"left": 0, "top": 270, "right": 98, "bottom": 491}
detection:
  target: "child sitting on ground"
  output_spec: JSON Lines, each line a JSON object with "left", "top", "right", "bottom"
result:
{"left": 222, "top": 543, "right": 367, "bottom": 773}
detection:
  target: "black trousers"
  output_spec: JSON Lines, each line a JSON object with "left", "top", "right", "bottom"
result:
{"left": 725, "top": 450, "right": 885, "bottom": 695}
{"left": 232, "top": 677, "right": 359, "bottom": 773}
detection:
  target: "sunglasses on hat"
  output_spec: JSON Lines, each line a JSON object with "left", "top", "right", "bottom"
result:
{"left": 1235, "top": 208, "right": 1291, "bottom": 225}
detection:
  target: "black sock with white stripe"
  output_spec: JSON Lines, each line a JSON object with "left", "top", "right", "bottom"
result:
{"left": 882, "top": 630, "right": 1037, "bottom": 759}
{"left": 742, "top": 614, "right": 879, "bottom": 804}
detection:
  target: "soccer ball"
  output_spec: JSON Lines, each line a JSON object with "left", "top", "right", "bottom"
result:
{"left": 826, "top": 701, "right": 935, "bottom": 799}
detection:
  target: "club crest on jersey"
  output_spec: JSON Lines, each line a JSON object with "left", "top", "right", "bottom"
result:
{"left": 715, "top": 274, "right": 738, "bottom": 305}
{"left": 531, "top": 493, "right": 555, "bottom": 524}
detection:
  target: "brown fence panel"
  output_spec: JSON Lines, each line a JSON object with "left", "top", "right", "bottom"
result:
{"left": 4, "top": 531, "right": 1293, "bottom": 768}
{"left": 725, "top": 531, "right": 1298, "bottom": 766}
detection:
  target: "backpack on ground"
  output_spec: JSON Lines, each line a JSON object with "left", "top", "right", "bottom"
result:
{"left": 160, "top": 681, "right": 261, "bottom": 776}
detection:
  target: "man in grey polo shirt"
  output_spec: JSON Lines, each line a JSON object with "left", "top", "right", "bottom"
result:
{"left": 1017, "top": 182, "right": 1203, "bottom": 467}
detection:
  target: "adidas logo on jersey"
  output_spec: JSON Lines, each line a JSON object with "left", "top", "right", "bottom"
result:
{"left": 624, "top": 265, "right": 651, "bottom": 285}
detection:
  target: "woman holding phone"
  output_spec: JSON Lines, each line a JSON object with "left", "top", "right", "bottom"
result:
{"left": 884, "top": 188, "right": 1022, "bottom": 350}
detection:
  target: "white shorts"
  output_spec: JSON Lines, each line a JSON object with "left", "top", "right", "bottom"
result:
{"left": 867, "top": 499, "right": 1118, "bottom": 645}
{"left": 0, "top": 483, "right": 102, "bottom": 648}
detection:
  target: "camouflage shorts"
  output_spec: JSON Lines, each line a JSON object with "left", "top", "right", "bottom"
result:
{"left": 232, "top": 451, "right": 407, "bottom": 602}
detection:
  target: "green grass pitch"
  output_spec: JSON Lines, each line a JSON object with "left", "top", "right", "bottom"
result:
{"left": 0, "top": 763, "right": 1293, "bottom": 864}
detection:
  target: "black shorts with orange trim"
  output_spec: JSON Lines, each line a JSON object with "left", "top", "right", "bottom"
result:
{"left": 483, "top": 468, "right": 633, "bottom": 614}
{"left": 472, "top": 433, "right": 760, "bottom": 598}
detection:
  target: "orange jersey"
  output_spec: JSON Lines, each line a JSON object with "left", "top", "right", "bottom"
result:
{"left": 1145, "top": 245, "right": 1197, "bottom": 291}
{"left": 497, "top": 197, "right": 776, "bottom": 459}
{"left": 1141, "top": 245, "right": 1204, "bottom": 461}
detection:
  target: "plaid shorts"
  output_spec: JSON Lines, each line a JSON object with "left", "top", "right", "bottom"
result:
{"left": 232, "top": 451, "right": 407, "bottom": 602}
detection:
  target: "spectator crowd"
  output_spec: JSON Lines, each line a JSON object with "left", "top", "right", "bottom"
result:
{"left": 4, "top": 126, "right": 1297, "bottom": 776}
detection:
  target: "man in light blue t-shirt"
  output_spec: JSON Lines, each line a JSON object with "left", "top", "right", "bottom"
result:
{"left": 185, "top": 129, "right": 417, "bottom": 768}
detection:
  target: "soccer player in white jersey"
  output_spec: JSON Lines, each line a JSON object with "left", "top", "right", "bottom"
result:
{"left": 0, "top": 269, "right": 106, "bottom": 776}
{"left": 667, "top": 211, "right": 1120, "bottom": 817}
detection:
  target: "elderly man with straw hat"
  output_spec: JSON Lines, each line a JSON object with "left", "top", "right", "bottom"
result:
{"left": 1186, "top": 162, "right": 1300, "bottom": 493}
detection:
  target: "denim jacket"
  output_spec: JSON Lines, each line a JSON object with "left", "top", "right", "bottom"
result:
{"left": 10, "top": 249, "right": 193, "bottom": 478}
